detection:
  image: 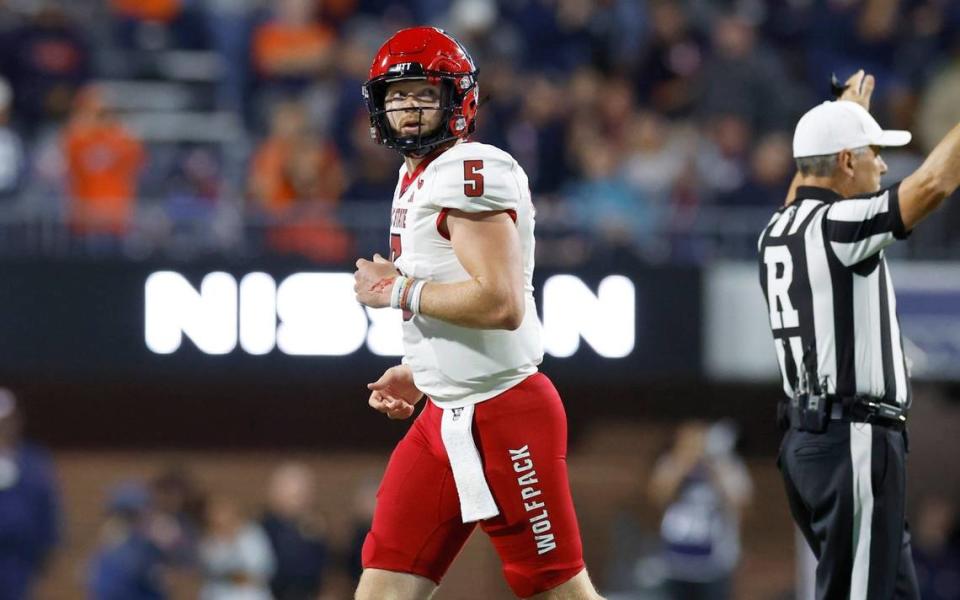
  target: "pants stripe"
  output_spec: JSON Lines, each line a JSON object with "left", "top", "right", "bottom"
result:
{"left": 850, "top": 424, "right": 874, "bottom": 599}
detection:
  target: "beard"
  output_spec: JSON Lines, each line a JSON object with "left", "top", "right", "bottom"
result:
{"left": 390, "top": 106, "right": 443, "bottom": 139}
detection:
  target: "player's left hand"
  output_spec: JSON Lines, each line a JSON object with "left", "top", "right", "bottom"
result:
{"left": 354, "top": 253, "right": 398, "bottom": 308}
{"left": 367, "top": 365, "right": 424, "bottom": 420}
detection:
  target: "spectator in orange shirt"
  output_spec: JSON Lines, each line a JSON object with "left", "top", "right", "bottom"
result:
{"left": 252, "top": 0, "right": 335, "bottom": 89}
{"left": 248, "top": 99, "right": 350, "bottom": 262}
{"left": 62, "top": 87, "right": 145, "bottom": 236}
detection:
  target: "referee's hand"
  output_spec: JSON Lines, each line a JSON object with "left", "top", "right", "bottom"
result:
{"left": 839, "top": 69, "right": 875, "bottom": 111}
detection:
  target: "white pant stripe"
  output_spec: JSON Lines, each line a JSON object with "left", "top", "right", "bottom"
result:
{"left": 850, "top": 423, "right": 874, "bottom": 599}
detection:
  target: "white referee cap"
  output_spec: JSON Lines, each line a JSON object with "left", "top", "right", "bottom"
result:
{"left": 792, "top": 100, "right": 911, "bottom": 158}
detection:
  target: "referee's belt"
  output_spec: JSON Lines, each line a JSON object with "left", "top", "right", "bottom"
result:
{"left": 832, "top": 397, "right": 908, "bottom": 424}
{"left": 779, "top": 394, "right": 908, "bottom": 432}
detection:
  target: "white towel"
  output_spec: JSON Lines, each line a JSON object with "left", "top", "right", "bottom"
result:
{"left": 439, "top": 404, "right": 500, "bottom": 522}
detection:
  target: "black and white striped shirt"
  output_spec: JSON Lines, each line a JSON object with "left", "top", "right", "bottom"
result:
{"left": 757, "top": 184, "right": 912, "bottom": 406}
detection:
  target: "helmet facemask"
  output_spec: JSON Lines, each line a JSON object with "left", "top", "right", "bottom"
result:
{"left": 363, "top": 67, "right": 478, "bottom": 157}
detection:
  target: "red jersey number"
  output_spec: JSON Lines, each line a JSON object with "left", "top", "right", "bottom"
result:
{"left": 463, "top": 160, "right": 484, "bottom": 197}
{"left": 390, "top": 233, "right": 402, "bottom": 262}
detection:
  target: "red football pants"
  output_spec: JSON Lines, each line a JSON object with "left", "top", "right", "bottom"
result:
{"left": 361, "top": 373, "right": 586, "bottom": 598}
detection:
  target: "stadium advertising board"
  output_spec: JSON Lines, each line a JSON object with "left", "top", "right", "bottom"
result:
{"left": 0, "top": 260, "right": 700, "bottom": 384}
{"left": 143, "top": 271, "right": 637, "bottom": 358}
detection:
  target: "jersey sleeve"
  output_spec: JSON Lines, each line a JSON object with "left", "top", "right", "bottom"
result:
{"left": 822, "top": 183, "right": 909, "bottom": 267}
{"left": 428, "top": 150, "right": 520, "bottom": 214}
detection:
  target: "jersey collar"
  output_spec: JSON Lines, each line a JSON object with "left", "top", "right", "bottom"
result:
{"left": 796, "top": 186, "right": 843, "bottom": 204}
{"left": 399, "top": 145, "right": 449, "bottom": 196}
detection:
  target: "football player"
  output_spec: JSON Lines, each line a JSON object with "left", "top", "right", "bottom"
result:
{"left": 353, "top": 27, "right": 604, "bottom": 600}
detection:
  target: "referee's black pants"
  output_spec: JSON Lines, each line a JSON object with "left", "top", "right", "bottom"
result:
{"left": 778, "top": 419, "right": 920, "bottom": 599}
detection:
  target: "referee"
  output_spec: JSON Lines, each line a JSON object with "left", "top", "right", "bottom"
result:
{"left": 758, "top": 69, "right": 960, "bottom": 599}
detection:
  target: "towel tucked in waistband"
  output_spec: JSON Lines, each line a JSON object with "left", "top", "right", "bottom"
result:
{"left": 439, "top": 404, "right": 499, "bottom": 523}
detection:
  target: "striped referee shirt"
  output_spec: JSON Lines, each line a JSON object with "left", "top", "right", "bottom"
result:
{"left": 757, "top": 184, "right": 912, "bottom": 406}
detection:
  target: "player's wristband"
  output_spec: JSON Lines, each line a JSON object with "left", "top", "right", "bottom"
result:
{"left": 407, "top": 279, "right": 426, "bottom": 316}
{"left": 389, "top": 276, "right": 408, "bottom": 310}
{"left": 390, "top": 276, "right": 426, "bottom": 315}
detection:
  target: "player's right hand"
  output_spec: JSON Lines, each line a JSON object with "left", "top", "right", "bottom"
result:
{"left": 354, "top": 253, "right": 398, "bottom": 309}
{"left": 839, "top": 69, "right": 875, "bottom": 111}
{"left": 367, "top": 364, "right": 424, "bottom": 420}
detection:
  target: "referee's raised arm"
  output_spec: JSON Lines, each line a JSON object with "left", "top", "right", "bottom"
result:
{"left": 899, "top": 117, "right": 960, "bottom": 229}
{"left": 791, "top": 68, "right": 960, "bottom": 232}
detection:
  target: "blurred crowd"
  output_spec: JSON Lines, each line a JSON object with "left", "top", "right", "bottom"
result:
{"left": 2, "top": 390, "right": 960, "bottom": 598}
{"left": 0, "top": 0, "right": 959, "bottom": 264}
{"left": 598, "top": 420, "right": 754, "bottom": 600}
{"left": 0, "top": 386, "right": 375, "bottom": 600}
{"left": 597, "top": 418, "right": 960, "bottom": 600}
{"left": 86, "top": 464, "right": 356, "bottom": 600}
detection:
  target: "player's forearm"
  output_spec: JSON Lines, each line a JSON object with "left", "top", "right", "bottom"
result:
{"left": 418, "top": 277, "right": 524, "bottom": 330}
{"left": 901, "top": 120, "right": 960, "bottom": 229}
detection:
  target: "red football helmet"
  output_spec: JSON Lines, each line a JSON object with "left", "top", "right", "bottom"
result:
{"left": 363, "top": 27, "right": 479, "bottom": 156}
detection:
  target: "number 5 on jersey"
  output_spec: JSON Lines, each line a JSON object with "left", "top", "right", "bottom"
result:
{"left": 463, "top": 160, "right": 484, "bottom": 197}
{"left": 391, "top": 159, "right": 487, "bottom": 264}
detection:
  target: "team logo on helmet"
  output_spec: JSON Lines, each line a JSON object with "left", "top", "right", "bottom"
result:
{"left": 387, "top": 62, "right": 419, "bottom": 77}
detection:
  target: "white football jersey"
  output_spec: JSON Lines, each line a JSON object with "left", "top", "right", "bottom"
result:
{"left": 389, "top": 141, "right": 543, "bottom": 407}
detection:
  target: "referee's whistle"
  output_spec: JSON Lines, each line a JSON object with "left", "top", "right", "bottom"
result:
{"left": 830, "top": 73, "right": 848, "bottom": 99}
